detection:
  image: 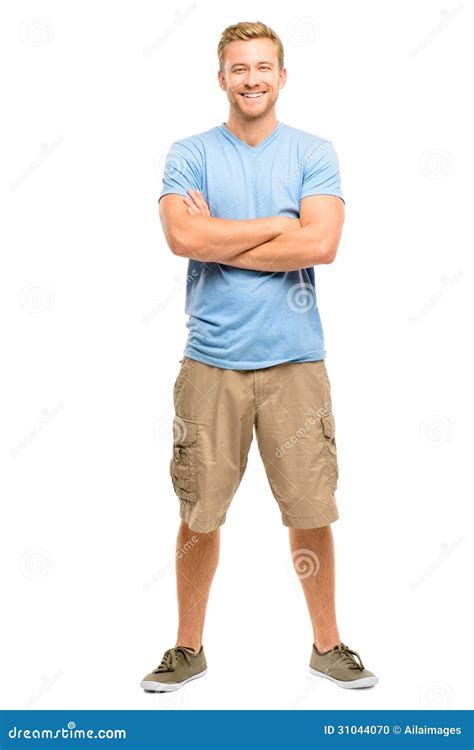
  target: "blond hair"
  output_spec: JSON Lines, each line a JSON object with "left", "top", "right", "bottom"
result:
{"left": 217, "top": 21, "right": 284, "bottom": 73}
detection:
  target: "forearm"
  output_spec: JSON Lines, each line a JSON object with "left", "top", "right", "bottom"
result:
{"left": 220, "top": 226, "right": 330, "bottom": 272}
{"left": 174, "top": 215, "right": 293, "bottom": 262}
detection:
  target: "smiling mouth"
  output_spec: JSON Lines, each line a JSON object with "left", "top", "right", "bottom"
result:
{"left": 240, "top": 92, "right": 266, "bottom": 99}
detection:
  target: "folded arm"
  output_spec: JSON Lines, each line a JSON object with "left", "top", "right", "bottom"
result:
{"left": 222, "top": 195, "right": 345, "bottom": 272}
{"left": 159, "top": 190, "right": 300, "bottom": 262}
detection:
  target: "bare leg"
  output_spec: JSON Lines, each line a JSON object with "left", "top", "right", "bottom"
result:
{"left": 175, "top": 520, "right": 220, "bottom": 653}
{"left": 289, "top": 525, "right": 340, "bottom": 652}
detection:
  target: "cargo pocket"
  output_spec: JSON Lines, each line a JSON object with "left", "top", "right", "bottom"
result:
{"left": 169, "top": 415, "right": 199, "bottom": 504}
{"left": 321, "top": 412, "right": 339, "bottom": 493}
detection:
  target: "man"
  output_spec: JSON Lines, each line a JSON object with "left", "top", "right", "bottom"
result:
{"left": 141, "top": 21, "right": 378, "bottom": 693}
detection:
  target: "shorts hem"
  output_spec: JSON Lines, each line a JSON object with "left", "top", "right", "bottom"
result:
{"left": 282, "top": 511, "right": 339, "bottom": 529}
{"left": 179, "top": 509, "right": 226, "bottom": 533}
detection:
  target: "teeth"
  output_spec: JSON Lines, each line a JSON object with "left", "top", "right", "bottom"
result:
{"left": 242, "top": 92, "right": 264, "bottom": 98}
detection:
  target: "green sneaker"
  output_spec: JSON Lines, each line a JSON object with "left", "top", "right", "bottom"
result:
{"left": 141, "top": 645, "right": 207, "bottom": 692}
{"left": 309, "top": 642, "right": 378, "bottom": 689}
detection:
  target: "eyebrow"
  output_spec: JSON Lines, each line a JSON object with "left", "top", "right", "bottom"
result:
{"left": 230, "top": 61, "right": 274, "bottom": 68}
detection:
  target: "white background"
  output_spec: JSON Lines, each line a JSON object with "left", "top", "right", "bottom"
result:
{"left": 1, "top": 0, "right": 472, "bottom": 711}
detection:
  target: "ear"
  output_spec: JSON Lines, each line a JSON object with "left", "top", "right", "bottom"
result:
{"left": 217, "top": 69, "right": 227, "bottom": 92}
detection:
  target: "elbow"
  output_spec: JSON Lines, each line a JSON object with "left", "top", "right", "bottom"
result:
{"left": 319, "top": 240, "right": 339, "bottom": 265}
{"left": 169, "top": 221, "right": 203, "bottom": 258}
{"left": 169, "top": 237, "right": 185, "bottom": 256}
{"left": 322, "top": 251, "right": 337, "bottom": 264}
{"left": 167, "top": 230, "right": 191, "bottom": 257}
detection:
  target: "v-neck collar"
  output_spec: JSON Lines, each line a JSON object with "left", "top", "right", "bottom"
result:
{"left": 218, "top": 121, "right": 284, "bottom": 152}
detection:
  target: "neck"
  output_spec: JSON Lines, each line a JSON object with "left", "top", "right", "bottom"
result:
{"left": 223, "top": 111, "right": 278, "bottom": 148}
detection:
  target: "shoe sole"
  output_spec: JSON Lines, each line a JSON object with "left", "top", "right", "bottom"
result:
{"left": 309, "top": 667, "right": 378, "bottom": 689}
{"left": 140, "top": 668, "right": 208, "bottom": 692}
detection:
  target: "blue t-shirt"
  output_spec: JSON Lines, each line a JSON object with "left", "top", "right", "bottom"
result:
{"left": 159, "top": 121, "right": 344, "bottom": 370}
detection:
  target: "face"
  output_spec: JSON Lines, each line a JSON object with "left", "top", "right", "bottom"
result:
{"left": 218, "top": 38, "right": 286, "bottom": 120}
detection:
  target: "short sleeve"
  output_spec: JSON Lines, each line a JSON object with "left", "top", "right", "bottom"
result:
{"left": 300, "top": 140, "right": 345, "bottom": 204}
{"left": 158, "top": 140, "right": 203, "bottom": 203}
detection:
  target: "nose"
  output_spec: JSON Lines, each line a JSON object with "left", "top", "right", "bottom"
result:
{"left": 243, "top": 68, "right": 259, "bottom": 88}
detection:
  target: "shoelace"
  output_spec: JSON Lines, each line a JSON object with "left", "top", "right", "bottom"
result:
{"left": 154, "top": 647, "right": 192, "bottom": 673}
{"left": 332, "top": 643, "right": 365, "bottom": 671}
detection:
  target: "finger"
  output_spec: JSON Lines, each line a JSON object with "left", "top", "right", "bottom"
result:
{"left": 187, "top": 191, "right": 203, "bottom": 211}
{"left": 184, "top": 197, "right": 202, "bottom": 215}
{"left": 190, "top": 188, "right": 206, "bottom": 207}
{"left": 191, "top": 189, "right": 211, "bottom": 216}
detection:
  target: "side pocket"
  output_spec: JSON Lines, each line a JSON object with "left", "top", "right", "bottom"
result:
{"left": 170, "top": 415, "right": 199, "bottom": 504}
{"left": 320, "top": 412, "right": 339, "bottom": 493}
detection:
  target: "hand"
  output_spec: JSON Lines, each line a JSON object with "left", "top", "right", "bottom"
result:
{"left": 183, "top": 188, "right": 211, "bottom": 217}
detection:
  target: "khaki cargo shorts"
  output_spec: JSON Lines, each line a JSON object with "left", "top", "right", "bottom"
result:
{"left": 170, "top": 356, "right": 339, "bottom": 533}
